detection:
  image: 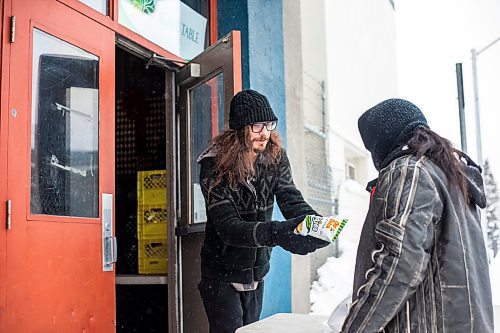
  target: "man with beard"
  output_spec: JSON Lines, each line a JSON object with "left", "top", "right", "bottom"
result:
{"left": 197, "top": 89, "right": 328, "bottom": 332}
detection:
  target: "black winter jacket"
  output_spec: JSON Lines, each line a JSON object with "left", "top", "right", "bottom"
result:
{"left": 343, "top": 154, "right": 494, "bottom": 333}
{"left": 198, "top": 146, "right": 316, "bottom": 284}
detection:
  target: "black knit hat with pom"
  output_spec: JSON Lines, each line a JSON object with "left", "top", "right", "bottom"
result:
{"left": 358, "top": 98, "right": 429, "bottom": 170}
{"left": 229, "top": 90, "right": 278, "bottom": 130}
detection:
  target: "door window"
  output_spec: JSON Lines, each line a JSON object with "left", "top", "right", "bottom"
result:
{"left": 30, "top": 29, "right": 99, "bottom": 218}
{"left": 190, "top": 73, "right": 223, "bottom": 223}
{"left": 79, "top": 0, "right": 109, "bottom": 15}
{"left": 177, "top": 31, "right": 241, "bottom": 228}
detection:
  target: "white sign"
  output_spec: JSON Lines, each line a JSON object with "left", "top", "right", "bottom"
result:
{"left": 118, "top": 0, "right": 207, "bottom": 60}
{"left": 192, "top": 183, "right": 207, "bottom": 223}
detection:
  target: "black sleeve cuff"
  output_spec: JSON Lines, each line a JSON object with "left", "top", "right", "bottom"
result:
{"left": 254, "top": 222, "right": 276, "bottom": 247}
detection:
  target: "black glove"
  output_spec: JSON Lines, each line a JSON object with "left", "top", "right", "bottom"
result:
{"left": 256, "top": 215, "right": 329, "bottom": 255}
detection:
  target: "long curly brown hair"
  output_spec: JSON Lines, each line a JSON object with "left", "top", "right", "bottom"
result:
{"left": 210, "top": 126, "right": 283, "bottom": 191}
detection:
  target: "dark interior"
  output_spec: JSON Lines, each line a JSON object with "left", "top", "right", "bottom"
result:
{"left": 115, "top": 46, "right": 168, "bottom": 333}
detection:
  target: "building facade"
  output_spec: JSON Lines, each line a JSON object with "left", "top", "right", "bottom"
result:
{"left": 0, "top": 0, "right": 400, "bottom": 331}
{"left": 0, "top": 0, "right": 294, "bottom": 332}
{"left": 283, "top": 0, "right": 399, "bottom": 313}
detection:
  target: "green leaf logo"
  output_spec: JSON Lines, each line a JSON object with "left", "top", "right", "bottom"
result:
{"left": 130, "top": 0, "right": 156, "bottom": 14}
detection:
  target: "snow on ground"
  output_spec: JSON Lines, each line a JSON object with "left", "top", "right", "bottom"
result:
{"left": 311, "top": 225, "right": 500, "bottom": 318}
{"left": 309, "top": 246, "right": 356, "bottom": 315}
{"left": 310, "top": 180, "right": 368, "bottom": 316}
{"left": 308, "top": 253, "right": 354, "bottom": 332}
{"left": 310, "top": 201, "right": 364, "bottom": 314}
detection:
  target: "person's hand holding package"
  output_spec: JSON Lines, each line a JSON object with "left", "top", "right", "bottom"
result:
{"left": 294, "top": 215, "right": 348, "bottom": 243}
{"left": 255, "top": 215, "right": 330, "bottom": 255}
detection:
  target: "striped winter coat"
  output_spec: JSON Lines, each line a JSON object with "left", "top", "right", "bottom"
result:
{"left": 342, "top": 154, "right": 494, "bottom": 333}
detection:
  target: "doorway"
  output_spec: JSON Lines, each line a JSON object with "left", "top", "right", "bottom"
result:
{"left": 113, "top": 31, "right": 241, "bottom": 333}
{"left": 114, "top": 46, "right": 172, "bottom": 332}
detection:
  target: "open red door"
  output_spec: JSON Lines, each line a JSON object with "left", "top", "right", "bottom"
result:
{"left": 174, "top": 30, "right": 242, "bottom": 333}
{"left": 0, "top": 0, "right": 7, "bottom": 331}
{"left": 5, "top": 0, "right": 115, "bottom": 331}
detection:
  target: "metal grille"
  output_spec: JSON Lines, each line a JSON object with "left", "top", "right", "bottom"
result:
{"left": 305, "top": 133, "right": 332, "bottom": 216}
{"left": 303, "top": 74, "right": 345, "bottom": 270}
{"left": 116, "top": 96, "right": 166, "bottom": 177}
{"left": 116, "top": 180, "right": 139, "bottom": 274}
{"left": 303, "top": 72, "right": 338, "bottom": 217}
{"left": 116, "top": 94, "right": 167, "bottom": 274}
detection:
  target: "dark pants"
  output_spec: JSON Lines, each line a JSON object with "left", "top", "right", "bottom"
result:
{"left": 198, "top": 278, "right": 264, "bottom": 333}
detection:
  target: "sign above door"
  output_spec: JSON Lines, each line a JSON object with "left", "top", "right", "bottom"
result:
{"left": 118, "top": 0, "right": 208, "bottom": 60}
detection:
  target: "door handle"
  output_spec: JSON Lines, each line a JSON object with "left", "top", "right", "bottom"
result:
{"left": 102, "top": 194, "right": 115, "bottom": 272}
{"left": 6, "top": 200, "right": 12, "bottom": 230}
{"left": 103, "top": 236, "right": 117, "bottom": 266}
{"left": 109, "top": 236, "right": 118, "bottom": 264}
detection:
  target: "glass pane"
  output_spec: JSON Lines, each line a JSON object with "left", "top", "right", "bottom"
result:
{"left": 31, "top": 29, "right": 99, "bottom": 218}
{"left": 79, "top": 0, "right": 108, "bottom": 15}
{"left": 190, "top": 73, "right": 224, "bottom": 223}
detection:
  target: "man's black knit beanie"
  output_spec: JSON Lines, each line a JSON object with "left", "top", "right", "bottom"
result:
{"left": 358, "top": 98, "right": 429, "bottom": 170}
{"left": 229, "top": 90, "right": 278, "bottom": 130}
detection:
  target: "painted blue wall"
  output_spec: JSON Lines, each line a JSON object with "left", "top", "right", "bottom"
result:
{"left": 218, "top": 0, "right": 291, "bottom": 318}
{"left": 217, "top": 0, "right": 250, "bottom": 89}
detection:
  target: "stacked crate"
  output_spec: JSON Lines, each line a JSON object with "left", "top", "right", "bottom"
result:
{"left": 137, "top": 170, "right": 168, "bottom": 274}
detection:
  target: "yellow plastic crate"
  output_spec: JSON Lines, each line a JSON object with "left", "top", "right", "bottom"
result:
{"left": 137, "top": 170, "right": 167, "bottom": 206}
{"left": 137, "top": 204, "right": 167, "bottom": 238}
{"left": 138, "top": 237, "right": 168, "bottom": 274}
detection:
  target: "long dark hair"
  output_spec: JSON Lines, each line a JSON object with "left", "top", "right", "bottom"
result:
{"left": 406, "top": 127, "right": 468, "bottom": 199}
{"left": 210, "top": 126, "right": 283, "bottom": 191}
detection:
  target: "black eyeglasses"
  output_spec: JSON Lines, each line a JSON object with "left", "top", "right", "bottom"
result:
{"left": 250, "top": 121, "right": 277, "bottom": 133}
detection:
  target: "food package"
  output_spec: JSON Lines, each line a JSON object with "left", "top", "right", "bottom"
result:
{"left": 294, "top": 215, "right": 348, "bottom": 243}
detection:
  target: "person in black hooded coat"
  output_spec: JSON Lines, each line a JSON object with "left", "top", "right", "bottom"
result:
{"left": 342, "top": 99, "right": 494, "bottom": 332}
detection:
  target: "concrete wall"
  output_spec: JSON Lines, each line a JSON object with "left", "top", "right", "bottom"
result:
{"left": 283, "top": 0, "right": 335, "bottom": 314}
{"left": 296, "top": 0, "right": 337, "bottom": 305}
{"left": 300, "top": 0, "right": 328, "bottom": 130}
{"left": 282, "top": 0, "right": 312, "bottom": 314}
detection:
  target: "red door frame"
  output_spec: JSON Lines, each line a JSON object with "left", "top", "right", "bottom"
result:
{"left": 0, "top": 0, "right": 8, "bottom": 331}
{"left": 4, "top": 0, "right": 115, "bottom": 331}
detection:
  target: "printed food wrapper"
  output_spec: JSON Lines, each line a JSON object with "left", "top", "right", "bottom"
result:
{"left": 294, "top": 215, "right": 348, "bottom": 243}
